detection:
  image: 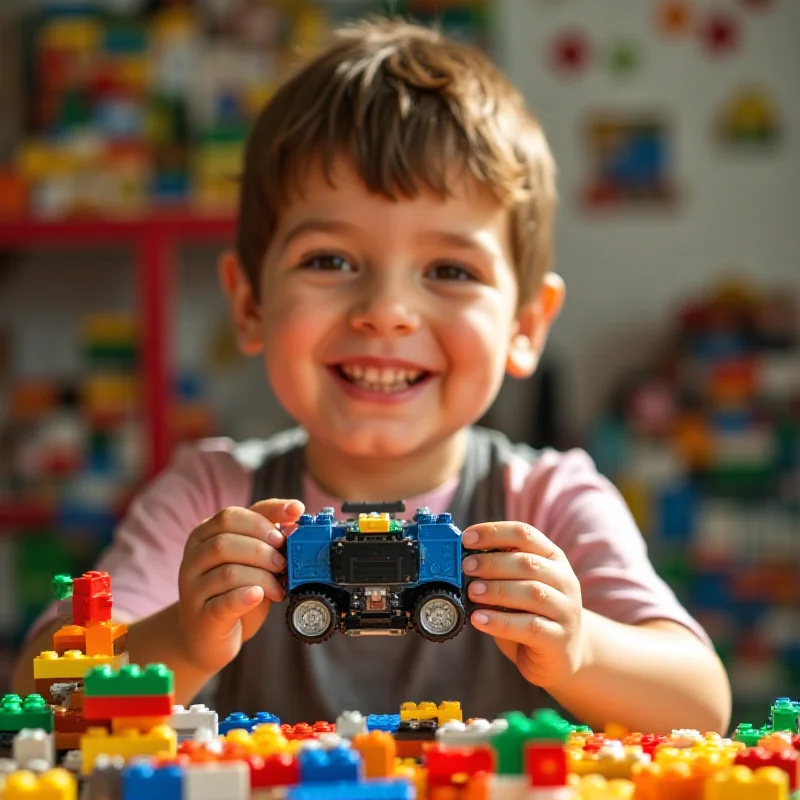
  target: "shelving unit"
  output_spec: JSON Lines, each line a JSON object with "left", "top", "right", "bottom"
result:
{"left": 0, "top": 211, "right": 236, "bottom": 512}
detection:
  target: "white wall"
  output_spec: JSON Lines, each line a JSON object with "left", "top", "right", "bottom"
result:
{"left": 495, "top": 0, "right": 800, "bottom": 433}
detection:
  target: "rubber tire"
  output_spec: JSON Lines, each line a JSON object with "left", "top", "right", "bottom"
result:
{"left": 412, "top": 588, "right": 466, "bottom": 642}
{"left": 286, "top": 592, "right": 338, "bottom": 644}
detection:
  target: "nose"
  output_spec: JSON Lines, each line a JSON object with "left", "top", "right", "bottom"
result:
{"left": 348, "top": 282, "right": 421, "bottom": 337}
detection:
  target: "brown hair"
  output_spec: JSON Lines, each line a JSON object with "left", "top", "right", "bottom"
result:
{"left": 237, "top": 17, "right": 557, "bottom": 302}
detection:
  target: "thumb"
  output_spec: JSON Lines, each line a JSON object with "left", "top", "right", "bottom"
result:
{"left": 250, "top": 498, "right": 305, "bottom": 525}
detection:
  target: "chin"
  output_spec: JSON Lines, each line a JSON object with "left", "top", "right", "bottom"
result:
{"left": 312, "top": 419, "right": 433, "bottom": 460}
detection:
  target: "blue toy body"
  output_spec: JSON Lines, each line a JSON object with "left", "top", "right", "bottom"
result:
{"left": 285, "top": 503, "right": 469, "bottom": 643}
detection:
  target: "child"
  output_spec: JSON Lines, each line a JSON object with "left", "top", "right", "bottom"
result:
{"left": 15, "top": 17, "right": 730, "bottom": 734}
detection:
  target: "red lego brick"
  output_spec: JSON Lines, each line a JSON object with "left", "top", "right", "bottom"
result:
{"left": 249, "top": 753, "right": 300, "bottom": 788}
{"left": 73, "top": 593, "right": 113, "bottom": 626}
{"left": 623, "top": 733, "right": 667, "bottom": 756}
{"left": 524, "top": 743, "right": 568, "bottom": 788}
{"left": 280, "top": 721, "right": 335, "bottom": 740}
{"left": 73, "top": 571, "right": 111, "bottom": 597}
{"left": 83, "top": 694, "right": 174, "bottom": 719}
{"left": 425, "top": 744, "right": 495, "bottom": 786}
{"left": 734, "top": 746, "right": 799, "bottom": 790}
{"left": 581, "top": 734, "right": 607, "bottom": 753}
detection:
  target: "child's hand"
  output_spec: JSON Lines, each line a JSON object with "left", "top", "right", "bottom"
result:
{"left": 462, "top": 522, "right": 584, "bottom": 689}
{"left": 177, "top": 498, "right": 304, "bottom": 672}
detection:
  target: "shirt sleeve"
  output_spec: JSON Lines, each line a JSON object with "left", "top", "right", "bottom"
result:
{"left": 25, "top": 438, "right": 253, "bottom": 639}
{"left": 506, "top": 447, "right": 711, "bottom": 646}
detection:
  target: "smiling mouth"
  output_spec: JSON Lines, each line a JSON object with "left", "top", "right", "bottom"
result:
{"left": 334, "top": 364, "right": 430, "bottom": 393}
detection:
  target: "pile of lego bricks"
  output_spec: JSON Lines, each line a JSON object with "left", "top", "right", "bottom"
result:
{"left": 2, "top": 694, "right": 800, "bottom": 799}
{"left": 1, "top": 571, "right": 800, "bottom": 798}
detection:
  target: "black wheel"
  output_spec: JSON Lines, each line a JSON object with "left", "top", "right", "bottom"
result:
{"left": 412, "top": 588, "right": 466, "bottom": 642}
{"left": 286, "top": 592, "right": 338, "bottom": 644}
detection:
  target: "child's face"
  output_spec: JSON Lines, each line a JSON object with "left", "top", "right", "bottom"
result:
{"left": 222, "top": 156, "right": 562, "bottom": 460}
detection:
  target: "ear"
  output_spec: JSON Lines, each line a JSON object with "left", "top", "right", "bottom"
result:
{"left": 506, "top": 272, "right": 565, "bottom": 379}
{"left": 218, "top": 250, "right": 264, "bottom": 357}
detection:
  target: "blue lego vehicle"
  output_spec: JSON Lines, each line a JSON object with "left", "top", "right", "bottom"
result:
{"left": 284, "top": 502, "right": 468, "bottom": 644}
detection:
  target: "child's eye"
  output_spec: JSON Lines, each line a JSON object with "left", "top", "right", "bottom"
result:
{"left": 299, "top": 253, "right": 355, "bottom": 272}
{"left": 427, "top": 263, "right": 476, "bottom": 281}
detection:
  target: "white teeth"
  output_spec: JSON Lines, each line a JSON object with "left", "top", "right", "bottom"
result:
{"left": 339, "top": 364, "right": 424, "bottom": 392}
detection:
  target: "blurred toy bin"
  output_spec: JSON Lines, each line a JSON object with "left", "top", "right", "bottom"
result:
{"left": 588, "top": 277, "right": 800, "bottom": 722}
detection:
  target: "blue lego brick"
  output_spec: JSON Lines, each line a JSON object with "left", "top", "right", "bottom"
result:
{"left": 366, "top": 714, "right": 400, "bottom": 733}
{"left": 416, "top": 513, "right": 461, "bottom": 586}
{"left": 122, "top": 761, "right": 182, "bottom": 800}
{"left": 219, "top": 711, "right": 281, "bottom": 734}
{"left": 287, "top": 779, "right": 414, "bottom": 800}
{"left": 287, "top": 514, "right": 335, "bottom": 590}
{"left": 299, "top": 746, "right": 362, "bottom": 783}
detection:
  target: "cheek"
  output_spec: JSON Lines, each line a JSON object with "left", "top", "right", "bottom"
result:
{"left": 443, "top": 305, "right": 512, "bottom": 372}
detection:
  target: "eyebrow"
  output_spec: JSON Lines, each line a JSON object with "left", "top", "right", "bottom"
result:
{"left": 276, "top": 218, "right": 362, "bottom": 251}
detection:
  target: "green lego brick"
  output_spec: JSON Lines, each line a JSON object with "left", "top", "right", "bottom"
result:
{"left": 733, "top": 722, "right": 772, "bottom": 747}
{"left": 491, "top": 711, "right": 531, "bottom": 775}
{"left": 771, "top": 698, "right": 800, "bottom": 732}
{"left": 84, "top": 663, "right": 174, "bottom": 697}
{"left": 0, "top": 694, "right": 53, "bottom": 733}
{"left": 569, "top": 724, "right": 593, "bottom": 734}
{"left": 528, "top": 708, "right": 572, "bottom": 743}
{"left": 52, "top": 574, "right": 74, "bottom": 600}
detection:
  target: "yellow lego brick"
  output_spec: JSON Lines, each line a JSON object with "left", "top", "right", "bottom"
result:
{"left": 399, "top": 701, "right": 462, "bottom": 725}
{"left": 394, "top": 759, "right": 427, "bottom": 798}
{"left": 568, "top": 743, "right": 648, "bottom": 780}
{"left": 400, "top": 701, "right": 436, "bottom": 721}
{"left": 567, "top": 774, "right": 635, "bottom": 799}
{"left": 33, "top": 650, "right": 128, "bottom": 680}
{"left": 436, "top": 701, "right": 463, "bottom": 725}
{"left": 3, "top": 767, "right": 77, "bottom": 800}
{"left": 111, "top": 716, "right": 168, "bottom": 734}
{"left": 705, "top": 765, "right": 788, "bottom": 800}
{"left": 359, "top": 513, "right": 391, "bottom": 532}
{"left": 80, "top": 725, "right": 176, "bottom": 774}
{"left": 242, "top": 725, "right": 300, "bottom": 756}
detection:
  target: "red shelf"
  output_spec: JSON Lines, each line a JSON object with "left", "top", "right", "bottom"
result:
{"left": 0, "top": 502, "right": 54, "bottom": 529}
{"left": 0, "top": 211, "right": 236, "bottom": 246}
{"left": 0, "top": 212, "right": 236, "bottom": 476}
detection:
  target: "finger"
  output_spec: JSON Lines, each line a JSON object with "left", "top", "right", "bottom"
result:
{"left": 462, "top": 550, "right": 564, "bottom": 588}
{"left": 249, "top": 498, "right": 305, "bottom": 527}
{"left": 467, "top": 578, "right": 570, "bottom": 619}
{"left": 192, "top": 532, "right": 285, "bottom": 577}
{"left": 461, "top": 522, "right": 564, "bottom": 560}
{"left": 470, "top": 607, "right": 564, "bottom": 647}
{"left": 200, "top": 563, "right": 285, "bottom": 605}
{"left": 190, "top": 507, "right": 281, "bottom": 548}
{"left": 204, "top": 585, "right": 266, "bottom": 627}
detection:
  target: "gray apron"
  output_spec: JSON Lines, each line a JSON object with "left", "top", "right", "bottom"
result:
{"left": 214, "top": 426, "right": 559, "bottom": 723}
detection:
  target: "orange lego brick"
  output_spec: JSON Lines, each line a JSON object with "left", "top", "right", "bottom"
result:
{"left": 53, "top": 625, "right": 86, "bottom": 655}
{"left": 353, "top": 730, "right": 396, "bottom": 778}
{"left": 85, "top": 620, "right": 128, "bottom": 657}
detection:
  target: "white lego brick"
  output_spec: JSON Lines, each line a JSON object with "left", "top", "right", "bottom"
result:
{"left": 0, "top": 758, "right": 18, "bottom": 775}
{"left": 488, "top": 774, "right": 527, "bottom": 800}
{"left": 317, "top": 732, "right": 347, "bottom": 750}
{"left": 61, "top": 750, "right": 83, "bottom": 775}
{"left": 184, "top": 761, "right": 248, "bottom": 800}
{"left": 436, "top": 717, "right": 508, "bottom": 746}
{"left": 13, "top": 729, "right": 54, "bottom": 769}
{"left": 334, "top": 710, "right": 367, "bottom": 738}
{"left": 527, "top": 788, "right": 573, "bottom": 799}
{"left": 170, "top": 704, "right": 219, "bottom": 738}
{"left": 667, "top": 729, "right": 702, "bottom": 748}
